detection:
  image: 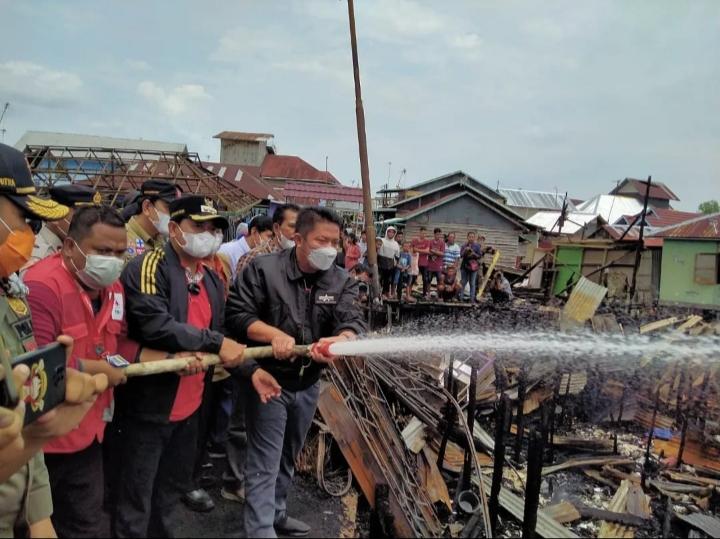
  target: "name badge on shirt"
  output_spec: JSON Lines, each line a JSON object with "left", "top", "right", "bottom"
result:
{"left": 112, "top": 293, "right": 124, "bottom": 321}
{"left": 316, "top": 293, "right": 337, "bottom": 305}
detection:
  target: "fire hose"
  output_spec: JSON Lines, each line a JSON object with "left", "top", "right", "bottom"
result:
{"left": 122, "top": 343, "right": 331, "bottom": 378}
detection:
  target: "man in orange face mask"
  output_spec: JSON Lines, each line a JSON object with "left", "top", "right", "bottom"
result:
{"left": 0, "top": 142, "right": 110, "bottom": 538}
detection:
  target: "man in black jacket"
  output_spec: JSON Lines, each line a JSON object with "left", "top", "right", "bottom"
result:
{"left": 113, "top": 195, "right": 277, "bottom": 538}
{"left": 226, "top": 207, "right": 366, "bottom": 538}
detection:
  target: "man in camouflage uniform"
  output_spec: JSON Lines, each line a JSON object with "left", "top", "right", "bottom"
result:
{"left": 0, "top": 143, "right": 108, "bottom": 538}
{"left": 123, "top": 180, "right": 180, "bottom": 259}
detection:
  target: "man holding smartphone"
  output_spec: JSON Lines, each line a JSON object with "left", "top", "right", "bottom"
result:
{"left": 25, "top": 204, "right": 130, "bottom": 538}
{"left": 0, "top": 143, "right": 109, "bottom": 538}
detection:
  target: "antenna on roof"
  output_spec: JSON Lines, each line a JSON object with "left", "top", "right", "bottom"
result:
{"left": 0, "top": 102, "right": 9, "bottom": 143}
{"left": 325, "top": 155, "right": 328, "bottom": 173}
{"left": 387, "top": 161, "right": 392, "bottom": 183}
{"left": 396, "top": 168, "right": 406, "bottom": 189}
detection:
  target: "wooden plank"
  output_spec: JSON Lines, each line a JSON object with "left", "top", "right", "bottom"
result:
{"left": 317, "top": 383, "right": 415, "bottom": 538}
{"left": 599, "top": 480, "right": 634, "bottom": 539}
{"left": 544, "top": 501, "right": 581, "bottom": 524}
{"left": 542, "top": 456, "right": 634, "bottom": 476}
{"left": 477, "top": 249, "right": 501, "bottom": 298}
{"left": 675, "top": 315, "right": 704, "bottom": 334}
{"left": 626, "top": 483, "right": 652, "bottom": 520}
{"left": 419, "top": 446, "right": 452, "bottom": 511}
{"left": 640, "top": 316, "right": 678, "bottom": 334}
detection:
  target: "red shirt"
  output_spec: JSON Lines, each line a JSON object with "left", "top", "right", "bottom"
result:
{"left": 412, "top": 238, "right": 431, "bottom": 267}
{"left": 427, "top": 239, "right": 446, "bottom": 272}
{"left": 169, "top": 277, "right": 212, "bottom": 422}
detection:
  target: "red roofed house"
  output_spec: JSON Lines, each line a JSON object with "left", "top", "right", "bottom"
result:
{"left": 212, "top": 132, "right": 355, "bottom": 217}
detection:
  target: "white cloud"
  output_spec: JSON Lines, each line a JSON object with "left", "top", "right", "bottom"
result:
{"left": 0, "top": 61, "right": 83, "bottom": 106}
{"left": 137, "top": 81, "right": 211, "bottom": 116}
{"left": 449, "top": 32, "right": 483, "bottom": 61}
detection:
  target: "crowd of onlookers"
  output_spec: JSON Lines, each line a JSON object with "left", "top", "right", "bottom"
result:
{"left": 334, "top": 225, "right": 515, "bottom": 304}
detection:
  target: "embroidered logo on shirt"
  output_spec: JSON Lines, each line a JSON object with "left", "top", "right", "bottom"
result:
{"left": 316, "top": 294, "right": 336, "bottom": 304}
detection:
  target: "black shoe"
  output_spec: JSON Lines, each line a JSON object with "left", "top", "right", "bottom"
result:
{"left": 182, "top": 489, "right": 215, "bottom": 513}
{"left": 274, "top": 513, "right": 310, "bottom": 537}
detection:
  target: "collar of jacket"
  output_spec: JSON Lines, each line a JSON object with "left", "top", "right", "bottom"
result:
{"left": 284, "top": 248, "right": 335, "bottom": 288}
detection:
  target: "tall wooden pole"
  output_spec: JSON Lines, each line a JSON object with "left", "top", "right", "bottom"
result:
{"left": 628, "top": 175, "right": 651, "bottom": 308}
{"left": 347, "top": 0, "right": 381, "bottom": 300}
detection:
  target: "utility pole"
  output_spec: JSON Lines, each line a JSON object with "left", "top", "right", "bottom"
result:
{"left": 347, "top": 0, "right": 381, "bottom": 301}
{"left": 628, "top": 176, "right": 651, "bottom": 309}
{"left": 0, "top": 103, "right": 9, "bottom": 143}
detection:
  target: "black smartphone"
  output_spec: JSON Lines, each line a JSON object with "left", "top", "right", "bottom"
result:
{"left": 0, "top": 350, "right": 20, "bottom": 409}
{"left": 12, "top": 342, "right": 67, "bottom": 426}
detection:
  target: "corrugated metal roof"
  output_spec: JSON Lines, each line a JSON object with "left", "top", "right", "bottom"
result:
{"left": 15, "top": 130, "right": 187, "bottom": 154}
{"left": 576, "top": 195, "right": 644, "bottom": 224}
{"left": 204, "top": 161, "right": 273, "bottom": 200}
{"left": 213, "top": 131, "right": 274, "bottom": 142}
{"left": 527, "top": 211, "right": 600, "bottom": 234}
{"left": 261, "top": 155, "right": 338, "bottom": 184}
{"left": 675, "top": 512, "right": 720, "bottom": 538}
{"left": 282, "top": 181, "right": 363, "bottom": 204}
{"left": 498, "top": 188, "right": 575, "bottom": 211}
{"left": 613, "top": 209, "right": 702, "bottom": 228}
{"left": 653, "top": 212, "right": 720, "bottom": 239}
{"left": 562, "top": 276, "right": 608, "bottom": 323}
{"left": 397, "top": 188, "right": 529, "bottom": 230}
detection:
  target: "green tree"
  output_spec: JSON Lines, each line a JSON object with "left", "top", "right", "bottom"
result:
{"left": 698, "top": 200, "right": 720, "bottom": 214}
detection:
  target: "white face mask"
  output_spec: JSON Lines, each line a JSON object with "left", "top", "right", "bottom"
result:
{"left": 278, "top": 233, "right": 295, "bottom": 250}
{"left": 179, "top": 229, "right": 221, "bottom": 259}
{"left": 71, "top": 241, "right": 124, "bottom": 290}
{"left": 150, "top": 206, "right": 171, "bottom": 237}
{"left": 308, "top": 246, "right": 337, "bottom": 271}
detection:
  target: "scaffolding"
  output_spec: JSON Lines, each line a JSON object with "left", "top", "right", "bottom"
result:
{"left": 22, "top": 145, "right": 259, "bottom": 215}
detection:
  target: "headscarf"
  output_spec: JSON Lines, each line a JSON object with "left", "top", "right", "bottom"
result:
{"left": 378, "top": 226, "right": 400, "bottom": 260}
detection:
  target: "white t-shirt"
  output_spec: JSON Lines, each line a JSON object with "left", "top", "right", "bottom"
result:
{"left": 219, "top": 237, "right": 251, "bottom": 280}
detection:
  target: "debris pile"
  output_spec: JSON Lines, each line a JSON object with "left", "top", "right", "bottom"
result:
{"left": 299, "top": 305, "right": 720, "bottom": 538}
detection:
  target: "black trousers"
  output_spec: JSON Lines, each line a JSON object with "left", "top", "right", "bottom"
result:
{"left": 45, "top": 441, "right": 107, "bottom": 539}
{"left": 113, "top": 412, "right": 199, "bottom": 538}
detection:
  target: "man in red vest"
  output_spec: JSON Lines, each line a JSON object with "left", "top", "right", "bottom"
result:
{"left": 25, "top": 204, "right": 130, "bottom": 538}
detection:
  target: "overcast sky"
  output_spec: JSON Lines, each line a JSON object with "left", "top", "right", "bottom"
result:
{"left": 1, "top": 0, "right": 718, "bottom": 210}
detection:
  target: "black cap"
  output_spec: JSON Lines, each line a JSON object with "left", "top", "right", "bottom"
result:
{"left": 0, "top": 143, "right": 68, "bottom": 221}
{"left": 169, "top": 195, "right": 229, "bottom": 230}
{"left": 141, "top": 179, "right": 181, "bottom": 204}
{"left": 49, "top": 184, "right": 102, "bottom": 208}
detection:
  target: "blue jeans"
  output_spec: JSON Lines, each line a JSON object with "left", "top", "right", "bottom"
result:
{"left": 461, "top": 268, "right": 479, "bottom": 302}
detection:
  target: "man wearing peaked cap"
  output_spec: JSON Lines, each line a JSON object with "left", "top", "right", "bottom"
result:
{"left": 27, "top": 184, "right": 101, "bottom": 267}
{"left": 0, "top": 142, "right": 109, "bottom": 538}
{"left": 125, "top": 179, "right": 181, "bottom": 259}
{"left": 113, "top": 194, "right": 280, "bottom": 537}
